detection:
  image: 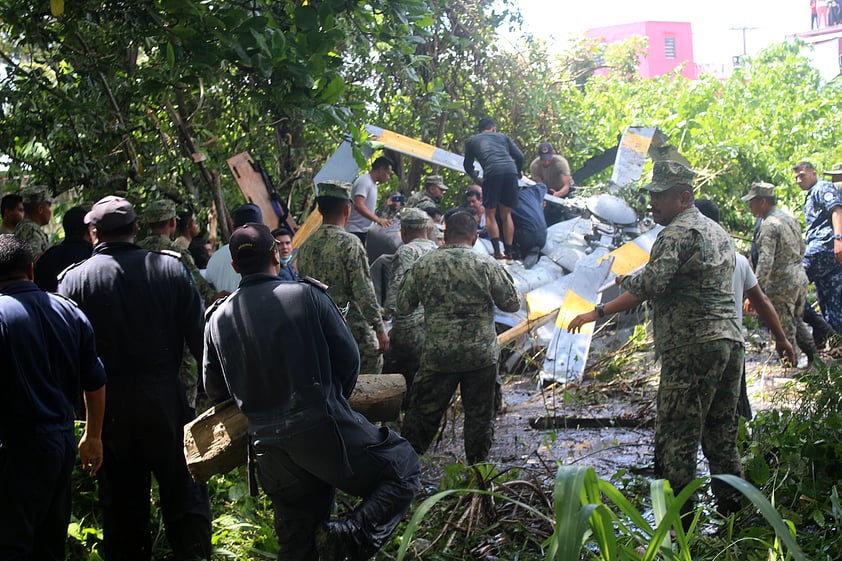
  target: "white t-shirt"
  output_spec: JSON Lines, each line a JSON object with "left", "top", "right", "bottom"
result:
{"left": 346, "top": 173, "right": 378, "bottom": 234}
{"left": 733, "top": 252, "right": 758, "bottom": 325}
{"left": 205, "top": 244, "right": 241, "bottom": 293}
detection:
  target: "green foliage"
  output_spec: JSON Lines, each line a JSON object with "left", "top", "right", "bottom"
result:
{"left": 739, "top": 359, "right": 842, "bottom": 559}
{"left": 396, "top": 463, "right": 808, "bottom": 561}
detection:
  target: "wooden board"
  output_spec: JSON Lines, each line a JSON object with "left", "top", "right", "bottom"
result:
{"left": 184, "top": 374, "right": 405, "bottom": 483}
{"left": 226, "top": 151, "right": 298, "bottom": 232}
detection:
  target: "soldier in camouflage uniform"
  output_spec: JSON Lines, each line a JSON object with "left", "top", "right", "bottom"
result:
{"left": 382, "top": 207, "right": 437, "bottom": 396}
{"left": 297, "top": 181, "right": 389, "bottom": 374}
{"left": 743, "top": 182, "right": 817, "bottom": 361}
{"left": 137, "top": 199, "right": 220, "bottom": 410}
{"left": 824, "top": 162, "right": 842, "bottom": 191}
{"left": 397, "top": 210, "right": 520, "bottom": 463}
{"left": 795, "top": 161, "right": 842, "bottom": 332}
{"left": 14, "top": 185, "right": 52, "bottom": 259}
{"left": 569, "top": 161, "right": 745, "bottom": 517}
{"left": 406, "top": 175, "right": 447, "bottom": 213}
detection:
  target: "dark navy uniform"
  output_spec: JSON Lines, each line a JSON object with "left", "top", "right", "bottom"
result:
{"left": 34, "top": 237, "right": 93, "bottom": 292}
{"left": 510, "top": 182, "right": 548, "bottom": 256}
{"left": 58, "top": 242, "right": 211, "bottom": 561}
{"left": 204, "top": 274, "right": 420, "bottom": 561}
{"left": 0, "top": 280, "right": 106, "bottom": 560}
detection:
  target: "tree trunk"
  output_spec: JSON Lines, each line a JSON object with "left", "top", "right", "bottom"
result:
{"left": 184, "top": 374, "right": 406, "bottom": 483}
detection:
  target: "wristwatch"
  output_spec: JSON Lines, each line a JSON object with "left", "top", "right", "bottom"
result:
{"left": 834, "top": 233, "right": 842, "bottom": 240}
{"left": 595, "top": 303, "right": 605, "bottom": 318}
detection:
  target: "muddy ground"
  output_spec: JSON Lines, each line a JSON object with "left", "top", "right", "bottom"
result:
{"left": 413, "top": 325, "right": 805, "bottom": 490}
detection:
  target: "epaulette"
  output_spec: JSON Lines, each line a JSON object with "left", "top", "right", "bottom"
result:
{"left": 56, "top": 260, "right": 86, "bottom": 283}
{"left": 204, "top": 294, "right": 229, "bottom": 320}
{"left": 301, "top": 275, "right": 329, "bottom": 292}
{"left": 153, "top": 249, "right": 183, "bottom": 260}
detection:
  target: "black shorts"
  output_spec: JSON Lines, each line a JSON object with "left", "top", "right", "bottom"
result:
{"left": 482, "top": 173, "right": 520, "bottom": 210}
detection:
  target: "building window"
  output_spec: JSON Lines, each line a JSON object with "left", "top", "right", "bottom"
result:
{"left": 664, "top": 37, "right": 676, "bottom": 59}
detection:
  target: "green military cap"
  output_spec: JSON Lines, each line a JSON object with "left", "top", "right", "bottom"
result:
{"left": 424, "top": 175, "right": 447, "bottom": 190}
{"left": 399, "top": 207, "right": 431, "bottom": 229}
{"left": 317, "top": 180, "right": 352, "bottom": 200}
{"left": 20, "top": 185, "right": 52, "bottom": 205}
{"left": 741, "top": 181, "right": 776, "bottom": 201}
{"left": 142, "top": 199, "right": 177, "bottom": 223}
{"left": 641, "top": 161, "right": 695, "bottom": 193}
{"left": 823, "top": 162, "right": 842, "bottom": 177}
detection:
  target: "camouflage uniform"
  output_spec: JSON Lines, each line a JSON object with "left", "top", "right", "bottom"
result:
{"left": 754, "top": 206, "right": 814, "bottom": 356}
{"left": 137, "top": 200, "right": 217, "bottom": 409}
{"left": 405, "top": 191, "right": 437, "bottom": 212}
{"left": 397, "top": 243, "right": 519, "bottom": 462}
{"left": 297, "top": 224, "right": 386, "bottom": 374}
{"left": 14, "top": 185, "right": 52, "bottom": 258}
{"left": 623, "top": 162, "right": 744, "bottom": 509}
{"left": 405, "top": 175, "right": 447, "bottom": 213}
{"left": 14, "top": 217, "right": 49, "bottom": 258}
{"left": 382, "top": 209, "right": 437, "bottom": 387}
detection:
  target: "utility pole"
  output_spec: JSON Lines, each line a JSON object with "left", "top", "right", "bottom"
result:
{"left": 729, "top": 26, "right": 759, "bottom": 55}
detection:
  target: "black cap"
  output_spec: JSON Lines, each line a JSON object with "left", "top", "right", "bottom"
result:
{"left": 232, "top": 203, "right": 263, "bottom": 228}
{"left": 538, "top": 142, "right": 554, "bottom": 160}
{"left": 230, "top": 222, "right": 276, "bottom": 274}
{"left": 84, "top": 196, "right": 137, "bottom": 232}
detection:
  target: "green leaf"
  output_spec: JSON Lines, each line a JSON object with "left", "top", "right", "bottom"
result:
{"left": 166, "top": 42, "right": 176, "bottom": 71}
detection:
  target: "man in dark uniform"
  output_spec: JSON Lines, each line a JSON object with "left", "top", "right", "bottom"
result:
{"left": 34, "top": 205, "right": 93, "bottom": 292}
{"left": 58, "top": 196, "right": 211, "bottom": 561}
{"left": 463, "top": 117, "right": 525, "bottom": 259}
{"left": 204, "top": 223, "right": 420, "bottom": 561}
{"left": 0, "top": 234, "right": 106, "bottom": 560}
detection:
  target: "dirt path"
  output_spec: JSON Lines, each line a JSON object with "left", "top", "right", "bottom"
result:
{"left": 414, "top": 329, "right": 802, "bottom": 488}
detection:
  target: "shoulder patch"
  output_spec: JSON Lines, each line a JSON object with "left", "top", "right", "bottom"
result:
{"left": 204, "top": 294, "right": 229, "bottom": 320}
{"left": 56, "top": 259, "right": 87, "bottom": 283}
{"left": 154, "top": 249, "right": 183, "bottom": 260}
{"left": 301, "top": 275, "right": 329, "bottom": 292}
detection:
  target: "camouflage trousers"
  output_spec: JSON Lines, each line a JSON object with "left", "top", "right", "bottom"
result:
{"left": 804, "top": 251, "right": 842, "bottom": 333}
{"left": 767, "top": 287, "right": 817, "bottom": 361}
{"left": 348, "top": 321, "right": 383, "bottom": 375}
{"left": 181, "top": 342, "right": 198, "bottom": 411}
{"left": 655, "top": 339, "right": 744, "bottom": 505}
{"left": 401, "top": 363, "right": 498, "bottom": 464}
{"left": 382, "top": 325, "right": 424, "bottom": 391}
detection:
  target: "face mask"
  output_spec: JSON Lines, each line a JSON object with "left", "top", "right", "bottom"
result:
{"left": 279, "top": 255, "right": 293, "bottom": 265}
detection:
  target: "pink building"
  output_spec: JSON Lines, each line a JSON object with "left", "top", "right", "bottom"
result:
{"left": 586, "top": 21, "right": 697, "bottom": 80}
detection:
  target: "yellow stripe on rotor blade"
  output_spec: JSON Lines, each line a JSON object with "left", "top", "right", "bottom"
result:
{"left": 291, "top": 209, "right": 323, "bottom": 249}
{"left": 374, "top": 130, "right": 437, "bottom": 161}
{"left": 621, "top": 130, "right": 653, "bottom": 154}
{"left": 555, "top": 290, "right": 595, "bottom": 335}
{"left": 600, "top": 241, "right": 650, "bottom": 276}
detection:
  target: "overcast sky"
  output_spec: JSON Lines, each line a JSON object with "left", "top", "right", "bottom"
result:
{"left": 514, "top": 0, "right": 808, "bottom": 67}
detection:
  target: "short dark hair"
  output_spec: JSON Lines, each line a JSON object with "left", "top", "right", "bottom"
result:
{"left": 694, "top": 198, "right": 720, "bottom": 224}
{"left": 465, "top": 189, "right": 482, "bottom": 201}
{"left": 444, "top": 210, "right": 477, "bottom": 240}
{"left": 371, "top": 156, "right": 394, "bottom": 172}
{"left": 0, "top": 234, "right": 32, "bottom": 281}
{"left": 62, "top": 206, "right": 90, "bottom": 239}
{"left": 271, "top": 227, "right": 293, "bottom": 239}
{"left": 425, "top": 207, "right": 443, "bottom": 219}
{"left": 1, "top": 193, "right": 22, "bottom": 215}
{"left": 794, "top": 161, "right": 816, "bottom": 173}
{"left": 477, "top": 117, "right": 496, "bottom": 133}
{"left": 176, "top": 211, "right": 195, "bottom": 235}
{"left": 96, "top": 221, "right": 136, "bottom": 239}
{"left": 316, "top": 196, "right": 351, "bottom": 220}
{"left": 23, "top": 200, "right": 49, "bottom": 215}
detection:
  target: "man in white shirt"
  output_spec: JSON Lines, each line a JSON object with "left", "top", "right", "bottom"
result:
{"left": 346, "top": 156, "right": 394, "bottom": 245}
{"left": 205, "top": 204, "right": 262, "bottom": 293}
